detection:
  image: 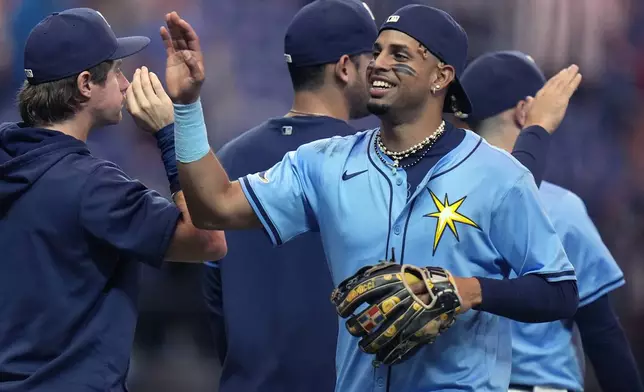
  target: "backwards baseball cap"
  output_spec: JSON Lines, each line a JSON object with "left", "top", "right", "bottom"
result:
{"left": 460, "top": 51, "right": 546, "bottom": 123}
{"left": 379, "top": 5, "right": 471, "bottom": 115}
{"left": 24, "top": 8, "right": 150, "bottom": 85}
{"left": 284, "top": 0, "right": 377, "bottom": 67}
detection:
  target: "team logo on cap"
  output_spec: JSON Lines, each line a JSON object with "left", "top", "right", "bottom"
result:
{"left": 386, "top": 15, "right": 400, "bottom": 23}
{"left": 24, "top": 69, "right": 33, "bottom": 78}
{"left": 284, "top": 54, "right": 292, "bottom": 63}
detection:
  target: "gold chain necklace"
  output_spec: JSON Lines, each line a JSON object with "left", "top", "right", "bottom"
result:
{"left": 376, "top": 120, "right": 446, "bottom": 171}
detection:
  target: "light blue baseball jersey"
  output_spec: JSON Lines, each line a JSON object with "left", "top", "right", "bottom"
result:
{"left": 510, "top": 181, "right": 625, "bottom": 391}
{"left": 239, "top": 129, "right": 576, "bottom": 392}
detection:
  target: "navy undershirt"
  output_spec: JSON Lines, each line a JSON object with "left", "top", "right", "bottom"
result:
{"left": 395, "top": 122, "right": 577, "bottom": 322}
{"left": 574, "top": 295, "right": 644, "bottom": 391}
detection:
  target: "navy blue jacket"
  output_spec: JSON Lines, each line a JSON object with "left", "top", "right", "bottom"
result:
{"left": 0, "top": 123, "right": 180, "bottom": 391}
{"left": 202, "top": 116, "right": 357, "bottom": 392}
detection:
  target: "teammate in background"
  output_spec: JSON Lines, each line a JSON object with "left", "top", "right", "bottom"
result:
{"left": 0, "top": 8, "right": 226, "bottom": 391}
{"left": 164, "top": 5, "right": 581, "bottom": 391}
{"left": 201, "top": 2, "right": 376, "bottom": 391}
{"left": 457, "top": 50, "right": 643, "bottom": 392}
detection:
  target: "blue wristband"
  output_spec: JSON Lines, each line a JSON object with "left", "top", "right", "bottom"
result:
{"left": 154, "top": 123, "right": 180, "bottom": 194}
{"left": 174, "top": 98, "right": 211, "bottom": 163}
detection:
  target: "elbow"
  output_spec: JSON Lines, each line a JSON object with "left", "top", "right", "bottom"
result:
{"left": 549, "top": 279, "right": 579, "bottom": 321}
{"left": 193, "top": 217, "right": 213, "bottom": 230}
{"left": 206, "top": 231, "right": 228, "bottom": 261}
{"left": 187, "top": 205, "right": 224, "bottom": 230}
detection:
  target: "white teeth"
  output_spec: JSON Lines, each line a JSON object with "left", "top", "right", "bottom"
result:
{"left": 372, "top": 80, "right": 393, "bottom": 89}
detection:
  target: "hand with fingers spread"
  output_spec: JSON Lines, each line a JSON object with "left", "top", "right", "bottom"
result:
{"left": 160, "top": 11, "right": 205, "bottom": 105}
{"left": 125, "top": 66, "right": 174, "bottom": 133}
{"left": 524, "top": 64, "right": 582, "bottom": 134}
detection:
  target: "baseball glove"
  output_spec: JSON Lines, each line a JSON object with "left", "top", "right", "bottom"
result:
{"left": 330, "top": 262, "right": 462, "bottom": 366}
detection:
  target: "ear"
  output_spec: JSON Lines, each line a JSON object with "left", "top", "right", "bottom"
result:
{"left": 431, "top": 63, "right": 456, "bottom": 93}
{"left": 334, "top": 54, "right": 352, "bottom": 85}
{"left": 514, "top": 98, "right": 530, "bottom": 128}
{"left": 76, "top": 71, "right": 93, "bottom": 100}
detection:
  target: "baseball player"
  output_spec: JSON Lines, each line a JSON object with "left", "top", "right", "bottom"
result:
{"left": 0, "top": 8, "right": 226, "bottom": 391}
{"left": 201, "top": 2, "right": 571, "bottom": 391}
{"left": 458, "top": 50, "right": 643, "bottom": 392}
{"left": 201, "top": 1, "right": 377, "bottom": 391}
{"left": 164, "top": 5, "right": 582, "bottom": 391}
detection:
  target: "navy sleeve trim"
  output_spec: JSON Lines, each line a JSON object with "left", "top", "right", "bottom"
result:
{"left": 579, "top": 276, "right": 625, "bottom": 305}
{"left": 535, "top": 269, "right": 576, "bottom": 280}
{"left": 241, "top": 176, "right": 283, "bottom": 246}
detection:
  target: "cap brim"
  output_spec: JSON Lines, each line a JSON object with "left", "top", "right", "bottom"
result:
{"left": 444, "top": 78, "right": 472, "bottom": 116}
{"left": 109, "top": 36, "right": 151, "bottom": 60}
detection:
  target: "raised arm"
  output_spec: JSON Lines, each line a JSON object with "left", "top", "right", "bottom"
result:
{"left": 160, "top": 11, "right": 260, "bottom": 230}
{"left": 511, "top": 65, "right": 582, "bottom": 186}
{"left": 124, "top": 65, "right": 227, "bottom": 262}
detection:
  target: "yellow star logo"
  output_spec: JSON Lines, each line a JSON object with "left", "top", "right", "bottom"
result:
{"left": 424, "top": 190, "right": 480, "bottom": 255}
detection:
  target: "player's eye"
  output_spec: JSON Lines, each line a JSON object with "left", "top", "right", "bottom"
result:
{"left": 372, "top": 50, "right": 381, "bottom": 59}
{"left": 394, "top": 52, "right": 408, "bottom": 61}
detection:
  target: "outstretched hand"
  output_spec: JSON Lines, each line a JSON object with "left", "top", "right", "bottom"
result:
{"left": 160, "top": 11, "right": 205, "bottom": 105}
{"left": 125, "top": 66, "right": 174, "bottom": 133}
{"left": 524, "top": 65, "right": 582, "bottom": 134}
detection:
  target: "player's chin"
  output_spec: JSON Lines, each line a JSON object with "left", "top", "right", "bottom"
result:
{"left": 367, "top": 99, "right": 391, "bottom": 116}
{"left": 103, "top": 111, "right": 123, "bottom": 127}
{"left": 113, "top": 111, "right": 123, "bottom": 124}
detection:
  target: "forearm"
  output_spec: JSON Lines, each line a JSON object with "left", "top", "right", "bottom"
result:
{"left": 575, "top": 295, "right": 644, "bottom": 391}
{"left": 153, "top": 122, "right": 227, "bottom": 262}
{"left": 178, "top": 152, "right": 236, "bottom": 227}
{"left": 468, "top": 274, "right": 578, "bottom": 322}
{"left": 174, "top": 99, "right": 254, "bottom": 229}
{"left": 164, "top": 191, "right": 228, "bottom": 262}
{"left": 511, "top": 125, "right": 550, "bottom": 187}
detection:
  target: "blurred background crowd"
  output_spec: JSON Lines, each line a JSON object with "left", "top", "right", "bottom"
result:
{"left": 1, "top": 0, "right": 644, "bottom": 391}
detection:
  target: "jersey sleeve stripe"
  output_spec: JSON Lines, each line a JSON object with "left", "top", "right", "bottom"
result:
{"left": 530, "top": 269, "right": 577, "bottom": 282}
{"left": 579, "top": 276, "right": 626, "bottom": 308}
{"left": 240, "top": 176, "right": 283, "bottom": 246}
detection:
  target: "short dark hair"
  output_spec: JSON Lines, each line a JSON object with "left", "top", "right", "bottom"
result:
{"left": 17, "top": 60, "right": 114, "bottom": 126}
{"left": 287, "top": 54, "right": 363, "bottom": 92}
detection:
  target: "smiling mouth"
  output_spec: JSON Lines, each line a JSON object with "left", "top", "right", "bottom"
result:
{"left": 369, "top": 79, "right": 396, "bottom": 98}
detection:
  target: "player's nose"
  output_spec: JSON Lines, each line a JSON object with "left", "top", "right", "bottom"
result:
{"left": 119, "top": 73, "right": 130, "bottom": 92}
{"left": 369, "top": 56, "right": 391, "bottom": 79}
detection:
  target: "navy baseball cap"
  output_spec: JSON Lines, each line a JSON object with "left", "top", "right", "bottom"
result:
{"left": 24, "top": 8, "right": 150, "bottom": 85}
{"left": 379, "top": 5, "right": 471, "bottom": 115}
{"left": 460, "top": 51, "right": 546, "bottom": 123}
{"left": 284, "top": 0, "right": 378, "bottom": 67}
